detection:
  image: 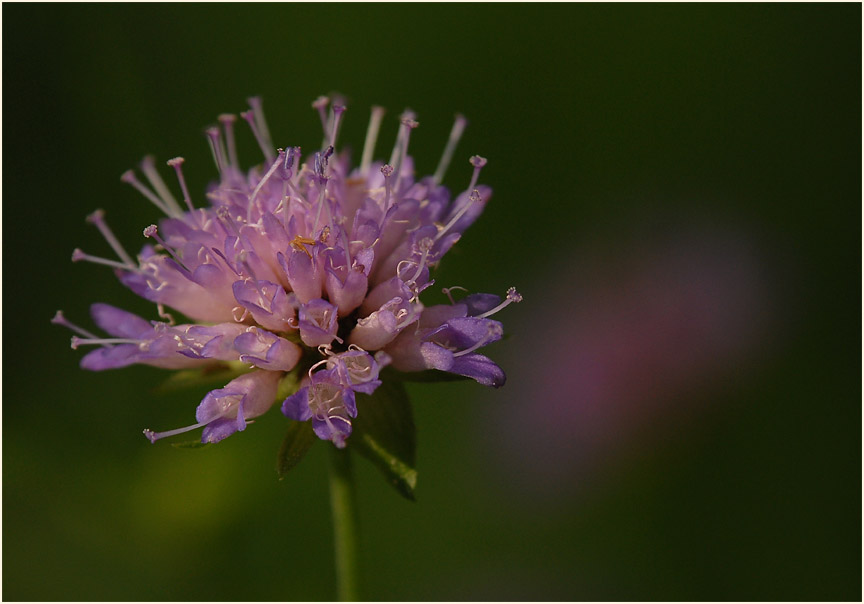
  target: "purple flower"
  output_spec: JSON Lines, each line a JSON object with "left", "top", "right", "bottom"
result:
{"left": 54, "top": 95, "right": 521, "bottom": 446}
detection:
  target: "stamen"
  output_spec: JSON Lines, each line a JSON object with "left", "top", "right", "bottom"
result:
{"left": 389, "top": 110, "right": 417, "bottom": 166}
{"left": 452, "top": 322, "right": 502, "bottom": 358}
{"left": 140, "top": 155, "right": 183, "bottom": 216}
{"left": 311, "top": 147, "right": 334, "bottom": 234}
{"left": 240, "top": 110, "right": 274, "bottom": 164}
{"left": 249, "top": 152, "right": 284, "bottom": 220}
{"left": 86, "top": 209, "right": 136, "bottom": 267}
{"left": 121, "top": 170, "right": 173, "bottom": 216}
{"left": 143, "top": 224, "right": 188, "bottom": 271}
{"left": 218, "top": 114, "right": 239, "bottom": 169}
{"left": 467, "top": 155, "right": 487, "bottom": 192}
{"left": 71, "top": 336, "right": 141, "bottom": 349}
{"left": 476, "top": 287, "right": 523, "bottom": 319}
{"left": 72, "top": 248, "right": 139, "bottom": 272}
{"left": 442, "top": 285, "right": 468, "bottom": 305}
{"left": 143, "top": 423, "right": 207, "bottom": 444}
{"left": 205, "top": 127, "right": 228, "bottom": 175}
{"left": 312, "top": 95, "right": 330, "bottom": 137}
{"left": 216, "top": 206, "right": 242, "bottom": 238}
{"left": 167, "top": 158, "right": 195, "bottom": 213}
{"left": 381, "top": 164, "right": 394, "bottom": 212}
{"left": 328, "top": 104, "right": 347, "bottom": 151}
{"left": 51, "top": 310, "right": 99, "bottom": 339}
{"left": 436, "top": 189, "right": 482, "bottom": 241}
{"left": 360, "top": 106, "right": 386, "bottom": 177}
{"left": 433, "top": 114, "right": 468, "bottom": 185}
{"left": 247, "top": 97, "right": 274, "bottom": 161}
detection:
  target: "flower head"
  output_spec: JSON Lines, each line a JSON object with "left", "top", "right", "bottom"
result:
{"left": 55, "top": 95, "right": 521, "bottom": 448}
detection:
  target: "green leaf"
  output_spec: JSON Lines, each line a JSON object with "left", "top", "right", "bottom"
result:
{"left": 170, "top": 440, "right": 211, "bottom": 449}
{"left": 382, "top": 367, "right": 471, "bottom": 384}
{"left": 276, "top": 420, "right": 316, "bottom": 479}
{"left": 350, "top": 380, "right": 418, "bottom": 501}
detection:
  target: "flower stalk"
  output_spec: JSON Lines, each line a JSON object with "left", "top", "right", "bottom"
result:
{"left": 329, "top": 447, "right": 360, "bottom": 601}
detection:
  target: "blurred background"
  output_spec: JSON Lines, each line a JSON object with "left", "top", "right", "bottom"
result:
{"left": 3, "top": 3, "right": 860, "bottom": 601}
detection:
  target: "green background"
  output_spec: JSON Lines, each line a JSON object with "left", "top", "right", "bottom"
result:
{"left": 3, "top": 3, "right": 860, "bottom": 601}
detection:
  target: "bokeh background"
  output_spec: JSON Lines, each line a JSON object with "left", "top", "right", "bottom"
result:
{"left": 3, "top": 3, "right": 860, "bottom": 601}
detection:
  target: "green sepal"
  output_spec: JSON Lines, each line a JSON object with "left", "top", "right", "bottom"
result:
{"left": 381, "top": 367, "right": 471, "bottom": 383}
{"left": 170, "top": 440, "right": 211, "bottom": 449}
{"left": 350, "top": 380, "right": 418, "bottom": 501}
{"left": 276, "top": 420, "right": 316, "bottom": 479}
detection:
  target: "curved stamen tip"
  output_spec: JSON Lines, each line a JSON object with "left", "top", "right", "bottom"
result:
{"left": 218, "top": 113, "right": 237, "bottom": 124}
{"left": 312, "top": 95, "right": 330, "bottom": 109}
{"left": 381, "top": 164, "right": 394, "bottom": 177}
{"left": 401, "top": 117, "right": 419, "bottom": 129}
{"left": 333, "top": 104, "right": 347, "bottom": 115}
{"left": 470, "top": 155, "right": 488, "bottom": 168}
{"left": 142, "top": 429, "right": 159, "bottom": 444}
{"left": 469, "top": 189, "right": 482, "bottom": 203}
{"left": 120, "top": 169, "right": 136, "bottom": 183}
{"left": 506, "top": 287, "right": 523, "bottom": 303}
{"left": 51, "top": 310, "right": 65, "bottom": 324}
{"left": 205, "top": 125, "right": 221, "bottom": 137}
{"left": 70, "top": 336, "right": 82, "bottom": 350}
{"left": 140, "top": 155, "right": 156, "bottom": 170}
{"left": 143, "top": 225, "right": 158, "bottom": 238}
{"left": 85, "top": 209, "right": 105, "bottom": 223}
{"left": 71, "top": 248, "right": 86, "bottom": 262}
{"left": 167, "top": 157, "right": 185, "bottom": 167}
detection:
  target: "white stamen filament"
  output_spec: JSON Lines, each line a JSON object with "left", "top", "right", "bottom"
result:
{"left": 71, "top": 336, "right": 141, "bottom": 349}
{"left": 467, "top": 155, "right": 487, "bottom": 192}
{"left": 206, "top": 127, "right": 228, "bottom": 175}
{"left": 476, "top": 287, "right": 523, "bottom": 319}
{"left": 247, "top": 97, "right": 274, "bottom": 161}
{"left": 442, "top": 286, "right": 468, "bottom": 305}
{"left": 140, "top": 156, "right": 183, "bottom": 216}
{"left": 51, "top": 311, "right": 99, "bottom": 339}
{"left": 218, "top": 114, "right": 239, "bottom": 169}
{"left": 167, "top": 158, "right": 195, "bottom": 213}
{"left": 240, "top": 111, "right": 274, "bottom": 164}
{"left": 436, "top": 189, "right": 482, "bottom": 241}
{"left": 143, "top": 225, "right": 189, "bottom": 272}
{"left": 72, "top": 248, "right": 138, "bottom": 272}
{"left": 390, "top": 115, "right": 419, "bottom": 191}
{"left": 248, "top": 153, "right": 284, "bottom": 221}
{"left": 452, "top": 323, "right": 502, "bottom": 358}
{"left": 360, "top": 106, "right": 386, "bottom": 177}
{"left": 328, "top": 105, "right": 346, "bottom": 151}
{"left": 312, "top": 95, "right": 330, "bottom": 138}
{"left": 143, "top": 422, "right": 205, "bottom": 443}
{"left": 121, "top": 170, "right": 175, "bottom": 216}
{"left": 86, "top": 209, "right": 135, "bottom": 266}
{"left": 433, "top": 114, "right": 468, "bottom": 185}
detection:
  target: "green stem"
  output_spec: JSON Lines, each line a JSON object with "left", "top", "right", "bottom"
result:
{"left": 328, "top": 446, "right": 360, "bottom": 601}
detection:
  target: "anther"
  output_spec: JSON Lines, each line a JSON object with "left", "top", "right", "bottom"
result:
{"left": 433, "top": 114, "right": 468, "bottom": 185}
{"left": 360, "top": 106, "right": 386, "bottom": 177}
{"left": 442, "top": 285, "right": 469, "bottom": 305}
{"left": 167, "top": 158, "right": 195, "bottom": 213}
{"left": 86, "top": 209, "right": 136, "bottom": 267}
